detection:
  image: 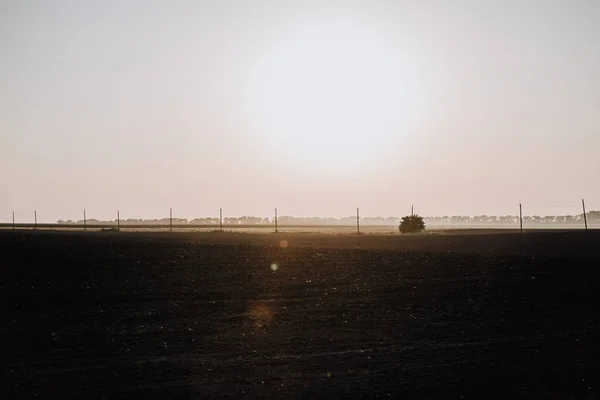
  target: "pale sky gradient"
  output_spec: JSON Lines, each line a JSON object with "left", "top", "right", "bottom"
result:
{"left": 1, "top": 0, "right": 599, "bottom": 222}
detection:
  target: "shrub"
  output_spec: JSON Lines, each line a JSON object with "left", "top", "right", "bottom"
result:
{"left": 399, "top": 215, "right": 425, "bottom": 234}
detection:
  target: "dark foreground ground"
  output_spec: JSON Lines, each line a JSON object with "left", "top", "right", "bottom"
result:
{"left": 2, "top": 230, "right": 599, "bottom": 399}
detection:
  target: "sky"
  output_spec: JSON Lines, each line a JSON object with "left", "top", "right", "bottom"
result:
{"left": 1, "top": 0, "right": 599, "bottom": 222}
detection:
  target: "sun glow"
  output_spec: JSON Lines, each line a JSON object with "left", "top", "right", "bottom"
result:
{"left": 242, "top": 19, "right": 420, "bottom": 174}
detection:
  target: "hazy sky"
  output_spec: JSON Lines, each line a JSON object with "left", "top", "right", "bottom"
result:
{"left": 1, "top": 0, "right": 599, "bottom": 222}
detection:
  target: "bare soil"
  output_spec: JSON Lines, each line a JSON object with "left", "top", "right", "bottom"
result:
{"left": 2, "top": 230, "right": 599, "bottom": 399}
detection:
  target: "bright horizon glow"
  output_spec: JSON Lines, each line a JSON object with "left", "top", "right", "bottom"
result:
{"left": 242, "top": 19, "right": 420, "bottom": 174}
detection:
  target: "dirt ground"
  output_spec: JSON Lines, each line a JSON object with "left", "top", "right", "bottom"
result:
{"left": 2, "top": 230, "right": 599, "bottom": 399}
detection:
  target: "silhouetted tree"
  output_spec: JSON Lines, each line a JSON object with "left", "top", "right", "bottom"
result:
{"left": 399, "top": 215, "right": 425, "bottom": 234}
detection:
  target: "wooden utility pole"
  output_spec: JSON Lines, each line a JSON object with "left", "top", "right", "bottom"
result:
{"left": 84, "top": 209, "right": 87, "bottom": 231}
{"left": 357, "top": 208, "right": 360, "bottom": 234}
{"left": 582, "top": 199, "right": 588, "bottom": 230}
{"left": 411, "top": 205, "right": 414, "bottom": 217}
{"left": 275, "top": 208, "right": 278, "bottom": 233}
{"left": 34, "top": 210, "right": 37, "bottom": 230}
{"left": 170, "top": 208, "right": 173, "bottom": 232}
{"left": 220, "top": 208, "right": 223, "bottom": 232}
{"left": 519, "top": 204, "right": 523, "bottom": 233}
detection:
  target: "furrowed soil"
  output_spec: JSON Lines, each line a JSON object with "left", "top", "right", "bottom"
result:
{"left": 2, "top": 230, "right": 599, "bottom": 399}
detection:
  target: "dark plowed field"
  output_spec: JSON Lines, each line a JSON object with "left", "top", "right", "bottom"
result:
{"left": 2, "top": 230, "right": 599, "bottom": 399}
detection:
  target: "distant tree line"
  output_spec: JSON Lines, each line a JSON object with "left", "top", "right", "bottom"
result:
{"left": 424, "top": 211, "right": 599, "bottom": 225}
{"left": 56, "top": 211, "right": 599, "bottom": 225}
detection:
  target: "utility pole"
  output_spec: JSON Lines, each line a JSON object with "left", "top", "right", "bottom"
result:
{"left": 12, "top": 211, "right": 15, "bottom": 230}
{"left": 170, "top": 208, "right": 173, "bottom": 232}
{"left": 582, "top": 199, "right": 588, "bottom": 230}
{"left": 519, "top": 204, "right": 523, "bottom": 233}
{"left": 220, "top": 208, "right": 223, "bottom": 232}
{"left": 84, "top": 209, "right": 87, "bottom": 231}
{"left": 34, "top": 210, "right": 37, "bottom": 230}
{"left": 411, "top": 205, "right": 414, "bottom": 217}
{"left": 275, "top": 208, "right": 278, "bottom": 233}
{"left": 357, "top": 208, "right": 360, "bottom": 234}
{"left": 117, "top": 210, "right": 120, "bottom": 230}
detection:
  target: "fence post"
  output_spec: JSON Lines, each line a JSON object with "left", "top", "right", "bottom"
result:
{"left": 275, "top": 208, "right": 278, "bottom": 233}
{"left": 84, "top": 209, "right": 87, "bottom": 231}
{"left": 582, "top": 199, "right": 588, "bottom": 230}
{"left": 220, "top": 208, "right": 223, "bottom": 232}
{"left": 34, "top": 210, "right": 37, "bottom": 230}
{"left": 519, "top": 204, "right": 523, "bottom": 233}
{"left": 357, "top": 208, "right": 360, "bottom": 234}
{"left": 170, "top": 208, "right": 173, "bottom": 232}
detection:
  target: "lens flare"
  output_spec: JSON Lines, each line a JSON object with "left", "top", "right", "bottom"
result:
{"left": 270, "top": 263, "right": 278, "bottom": 271}
{"left": 247, "top": 300, "right": 275, "bottom": 330}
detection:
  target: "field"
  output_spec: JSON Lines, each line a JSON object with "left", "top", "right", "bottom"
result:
{"left": 2, "top": 229, "right": 599, "bottom": 399}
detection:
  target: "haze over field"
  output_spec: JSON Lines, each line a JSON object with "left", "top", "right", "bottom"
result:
{"left": 1, "top": 1, "right": 599, "bottom": 222}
